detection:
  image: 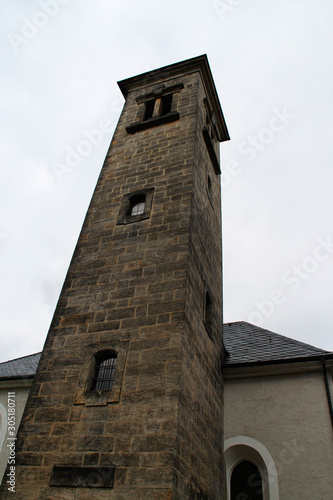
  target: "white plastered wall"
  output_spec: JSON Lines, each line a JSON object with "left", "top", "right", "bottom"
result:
{"left": 0, "top": 382, "right": 32, "bottom": 483}
{"left": 224, "top": 368, "right": 333, "bottom": 500}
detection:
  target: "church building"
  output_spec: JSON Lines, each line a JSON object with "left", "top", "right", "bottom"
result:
{"left": 0, "top": 55, "right": 332, "bottom": 499}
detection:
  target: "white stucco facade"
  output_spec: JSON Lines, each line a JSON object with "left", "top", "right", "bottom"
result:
{"left": 224, "top": 361, "right": 333, "bottom": 499}
{"left": 0, "top": 380, "right": 32, "bottom": 483}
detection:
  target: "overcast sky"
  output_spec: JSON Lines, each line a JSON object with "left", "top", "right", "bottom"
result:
{"left": 1, "top": 0, "right": 332, "bottom": 362}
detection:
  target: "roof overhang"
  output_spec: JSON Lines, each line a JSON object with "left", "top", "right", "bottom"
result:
{"left": 0, "top": 377, "right": 34, "bottom": 389}
{"left": 223, "top": 354, "right": 333, "bottom": 379}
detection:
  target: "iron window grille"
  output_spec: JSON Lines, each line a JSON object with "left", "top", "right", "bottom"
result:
{"left": 92, "top": 354, "right": 117, "bottom": 392}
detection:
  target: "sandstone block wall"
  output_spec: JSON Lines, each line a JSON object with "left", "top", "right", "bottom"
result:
{"left": 1, "top": 56, "right": 228, "bottom": 499}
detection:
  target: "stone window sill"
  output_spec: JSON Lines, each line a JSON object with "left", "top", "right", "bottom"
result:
{"left": 126, "top": 111, "right": 180, "bottom": 134}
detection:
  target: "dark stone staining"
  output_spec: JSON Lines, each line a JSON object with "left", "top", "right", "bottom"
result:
{"left": 49, "top": 466, "right": 115, "bottom": 488}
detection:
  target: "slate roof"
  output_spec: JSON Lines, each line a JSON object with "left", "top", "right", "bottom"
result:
{"left": 0, "top": 322, "right": 331, "bottom": 378}
{"left": 223, "top": 321, "right": 331, "bottom": 366}
{"left": 0, "top": 352, "right": 41, "bottom": 380}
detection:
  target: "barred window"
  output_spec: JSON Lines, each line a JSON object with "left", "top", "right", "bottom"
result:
{"left": 92, "top": 352, "right": 117, "bottom": 392}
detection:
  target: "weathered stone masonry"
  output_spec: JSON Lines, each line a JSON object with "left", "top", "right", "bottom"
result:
{"left": 1, "top": 55, "right": 229, "bottom": 499}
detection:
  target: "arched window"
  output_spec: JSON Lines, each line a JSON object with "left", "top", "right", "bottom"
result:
{"left": 92, "top": 351, "right": 117, "bottom": 392}
{"left": 224, "top": 436, "right": 280, "bottom": 500}
{"left": 231, "top": 460, "right": 263, "bottom": 500}
{"left": 128, "top": 194, "right": 146, "bottom": 217}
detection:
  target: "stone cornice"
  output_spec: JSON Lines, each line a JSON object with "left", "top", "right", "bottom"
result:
{"left": 118, "top": 54, "right": 230, "bottom": 143}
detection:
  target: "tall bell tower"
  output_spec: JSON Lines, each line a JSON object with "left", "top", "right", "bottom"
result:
{"left": 1, "top": 55, "right": 229, "bottom": 499}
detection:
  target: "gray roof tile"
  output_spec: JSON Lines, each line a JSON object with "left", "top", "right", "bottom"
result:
{"left": 0, "top": 352, "right": 41, "bottom": 379}
{"left": 223, "top": 321, "right": 330, "bottom": 366}
{"left": 0, "top": 322, "right": 331, "bottom": 377}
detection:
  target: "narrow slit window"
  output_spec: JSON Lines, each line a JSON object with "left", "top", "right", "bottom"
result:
{"left": 92, "top": 353, "right": 117, "bottom": 392}
{"left": 129, "top": 194, "right": 146, "bottom": 216}
{"left": 160, "top": 94, "right": 173, "bottom": 116}
{"left": 143, "top": 99, "right": 155, "bottom": 121}
{"left": 204, "top": 291, "right": 213, "bottom": 331}
{"left": 207, "top": 175, "right": 213, "bottom": 200}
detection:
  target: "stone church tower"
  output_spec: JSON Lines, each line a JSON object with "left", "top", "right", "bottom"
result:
{"left": 1, "top": 55, "right": 229, "bottom": 499}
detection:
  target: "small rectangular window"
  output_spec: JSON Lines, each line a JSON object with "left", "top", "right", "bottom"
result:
{"left": 129, "top": 194, "right": 146, "bottom": 216}
{"left": 127, "top": 84, "right": 183, "bottom": 134}
{"left": 117, "top": 188, "right": 154, "bottom": 225}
